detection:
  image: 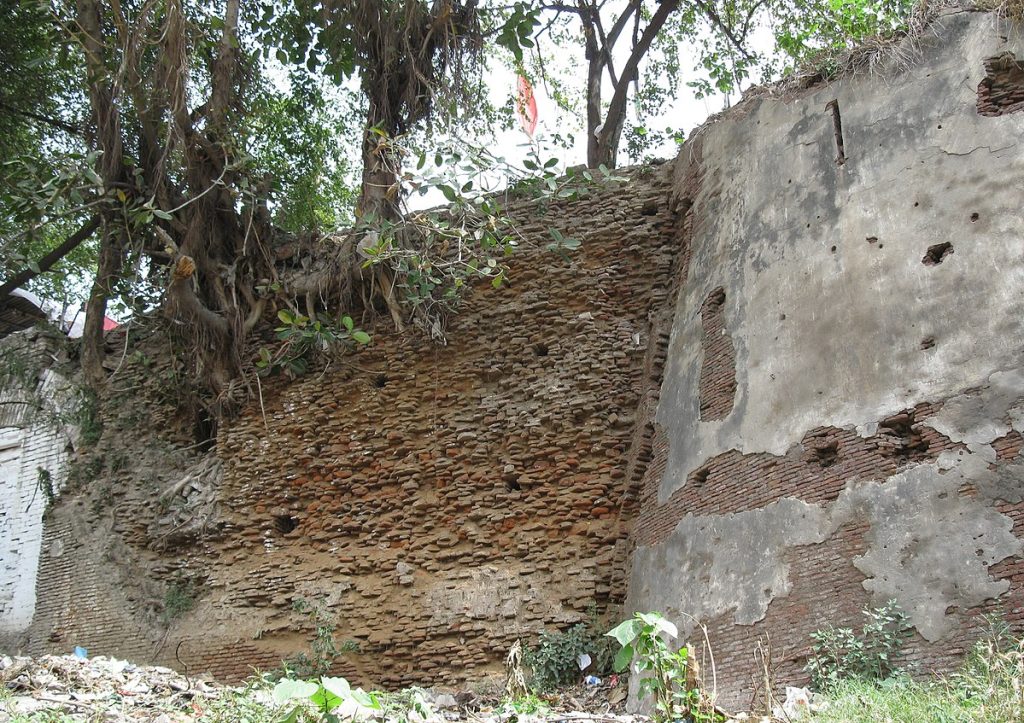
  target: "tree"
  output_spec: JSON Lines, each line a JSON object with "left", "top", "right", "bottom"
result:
{"left": 0, "top": 0, "right": 917, "bottom": 423}
{"left": 527, "top": 0, "right": 914, "bottom": 168}
{"left": 258, "top": 0, "right": 488, "bottom": 221}
{"left": 0, "top": 0, "right": 97, "bottom": 313}
{"left": 525, "top": 0, "right": 762, "bottom": 168}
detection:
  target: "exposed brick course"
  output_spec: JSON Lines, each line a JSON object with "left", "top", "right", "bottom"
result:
{"left": 977, "top": 52, "right": 1024, "bottom": 116}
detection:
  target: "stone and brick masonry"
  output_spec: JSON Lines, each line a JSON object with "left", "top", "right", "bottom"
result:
{"left": 12, "top": 8, "right": 1024, "bottom": 711}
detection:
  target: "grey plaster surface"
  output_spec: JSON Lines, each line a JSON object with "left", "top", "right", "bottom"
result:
{"left": 629, "top": 498, "right": 830, "bottom": 630}
{"left": 656, "top": 11, "right": 1024, "bottom": 501}
{"left": 631, "top": 448, "right": 1022, "bottom": 644}
{"left": 925, "top": 368, "right": 1024, "bottom": 444}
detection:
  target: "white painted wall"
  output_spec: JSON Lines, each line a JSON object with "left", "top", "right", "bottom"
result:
{"left": 0, "top": 368, "right": 74, "bottom": 642}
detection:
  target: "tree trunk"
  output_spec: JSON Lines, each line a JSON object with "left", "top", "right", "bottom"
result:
{"left": 81, "top": 226, "right": 123, "bottom": 388}
{"left": 591, "top": 0, "right": 679, "bottom": 169}
{"left": 582, "top": 6, "right": 605, "bottom": 169}
{"left": 77, "top": 0, "right": 127, "bottom": 389}
{"left": 357, "top": 104, "right": 401, "bottom": 222}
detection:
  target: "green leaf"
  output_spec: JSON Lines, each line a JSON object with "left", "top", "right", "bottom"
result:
{"left": 638, "top": 612, "right": 678, "bottom": 639}
{"left": 278, "top": 310, "right": 294, "bottom": 324}
{"left": 439, "top": 184, "right": 458, "bottom": 203}
{"left": 152, "top": 209, "right": 173, "bottom": 220}
{"left": 272, "top": 679, "right": 320, "bottom": 704}
{"left": 310, "top": 686, "right": 343, "bottom": 711}
{"left": 321, "top": 677, "right": 352, "bottom": 700}
{"left": 607, "top": 619, "right": 642, "bottom": 647}
{"left": 341, "top": 315, "right": 354, "bottom": 332}
{"left": 352, "top": 330, "right": 371, "bottom": 345}
{"left": 351, "top": 689, "right": 381, "bottom": 709}
{"left": 613, "top": 642, "right": 634, "bottom": 672}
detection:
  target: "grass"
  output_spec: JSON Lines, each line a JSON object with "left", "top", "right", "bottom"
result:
{"left": 812, "top": 631, "right": 1024, "bottom": 722}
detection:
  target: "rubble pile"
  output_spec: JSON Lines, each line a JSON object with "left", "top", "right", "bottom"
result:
{"left": 0, "top": 654, "right": 649, "bottom": 722}
{"left": 1, "top": 653, "right": 226, "bottom": 720}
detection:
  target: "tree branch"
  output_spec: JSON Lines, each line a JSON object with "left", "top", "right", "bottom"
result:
{"left": 597, "top": 0, "right": 679, "bottom": 166}
{"left": 691, "top": 0, "right": 755, "bottom": 61}
{"left": 0, "top": 216, "right": 101, "bottom": 301}
{"left": 0, "top": 101, "right": 82, "bottom": 136}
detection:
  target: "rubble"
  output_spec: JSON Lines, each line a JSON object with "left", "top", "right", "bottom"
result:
{"left": 0, "top": 654, "right": 651, "bottom": 723}
{"left": 1, "top": 653, "right": 225, "bottom": 720}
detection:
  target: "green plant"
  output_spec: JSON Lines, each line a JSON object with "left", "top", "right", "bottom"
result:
{"left": 256, "top": 312, "right": 370, "bottom": 379}
{"left": 607, "top": 612, "right": 718, "bottom": 722}
{"left": 524, "top": 618, "right": 616, "bottom": 691}
{"left": 375, "top": 687, "right": 435, "bottom": 723}
{"left": 805, "top": 600, "right": 912, "bottom": 691}
{"left": 280, "top": 598, "right": 352, "bottom": 679}
{"left": 162, "top": 578, "right": 199, "bottom": 623}
{"left": 36, "top": 466, "right": 55, "bottom": 507}
{"left": 72, "top": 387, "right": 102, "bottom": 446}
{"left": 500, "top": 692, "right": 549, "bottom": 716}
{"left": 63, "top": 453, "right": 104, "bottom": 490}
{"left": 272, "top": 675, "right": 380, "bottom": 723}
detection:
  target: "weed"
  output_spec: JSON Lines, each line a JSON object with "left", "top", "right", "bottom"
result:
{"left": 805, "top": 600, "right": 912, "bottom": 691}
{"left": 162, "top": 578, "right": 199, "bottom": 624}
{"left": 273, "top": 675, "right": 380, "bottom": 722}
{"left": 500, "top": 692, "right": 549, "bottom": 716}
{"left": 279, "top": 598, "right": 352, "bottom": 679}
{"left": 607, "top": 611, "right": 720, "bottom": 722}
{"left": 64, "top": 454, "right": 104, "bottom": 490}
{"left": 72, "top": 387, "right": 102, "bottom": 446}
{"left": 36, "top": 467, "right": 55, "bottom": 507}
{"left": 524, "top": 614, "right": 616, "bottom": 691}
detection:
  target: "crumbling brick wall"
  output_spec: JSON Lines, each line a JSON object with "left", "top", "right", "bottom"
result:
{"left": 25, "top": 166, "right": 682, "bottom": 688}
{"left": 186, "top": 169, "right": 681, "bottom": 686}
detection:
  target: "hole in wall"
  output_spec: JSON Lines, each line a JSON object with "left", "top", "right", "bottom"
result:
{"left": 194, "top": 410, "right": 216, "bottom": 452}
{"left": 698, "top": 287, "right": 736, "bottom": 421}
{"left": 504, "top": 478, "right": 522, "bottom": 492}
{"left": 830, "top": 245, "right": 837, "bottom": 253}
{"left": 810, "top": 440, "right": 840, "bottom": 468}
{"left": 920, "top": 336, "right": 936, "bottom": 350}
{"left": 274, "top": 515, "right": 298, "bottom": 534}
{"left": 825, "top": 99, "right": 846, "bottom": 165}
{"left": 533, "top": 343, "right": 549, "bottom": 357}
{"left": 373, "top": 373, "right": 389, "bottom": 388}
{"left": 866, "top": 236, "right": 879, "bottom": 244}
{"left": 922, "top": 242, "right": 954, "bottom": 266}
{"left": 690, "top": 465, "right": 711, "bottom": 488}
{"left": 640, "top": 200, "right": 659, "bottom": 216}
{"left": 970, "top": 212, "right": 980, "bottom": 222}
{"left": 977, "top": 52, "right": 1024, "bottom": 116}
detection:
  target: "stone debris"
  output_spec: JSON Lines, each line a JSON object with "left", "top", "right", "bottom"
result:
{"left": 1, "top": 653, "right": 222, "bottom": 720}
{"left": 0, "top": 654, "right": 657, "bottom": 723}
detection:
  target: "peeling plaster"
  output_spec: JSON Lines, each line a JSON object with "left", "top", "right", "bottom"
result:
{"left": 632, "top": 449, "right": 1022, "bottom": 642}
{"left": 832, "top": 452, "right": 1021, "bottom": 640}
{"left": 654, "top": 11, "right": 1024, "bottom": 501}
{"left": 925, "top": 369, "right": 1024, "bottom": 445}
{"left": 629, "top": 498, "right": 829, "bottom": 630}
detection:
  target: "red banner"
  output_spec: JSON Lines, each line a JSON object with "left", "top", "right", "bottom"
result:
{"left": 516, "top": 75, "right": 538, "bottom": 137}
